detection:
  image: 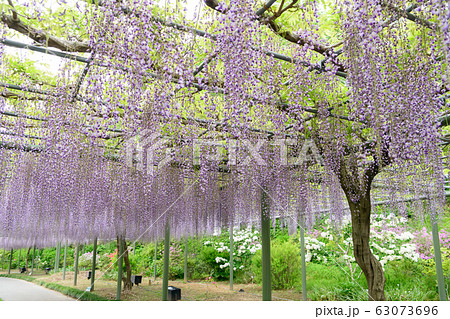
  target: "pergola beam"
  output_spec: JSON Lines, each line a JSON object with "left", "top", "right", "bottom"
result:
{"left": 0, "top": 14, "right": 90, "bottom": 52}
{"left": 256, "top": 0, "right": 278, "bottom": 17}
{"left": 82, "top": 1, "right": 336, "bottom": 76}
{"left": 1, "top": 78, "right": 301, "bottom": 137}
{"left": 1, "top": 39, "right": 89, "bottom": 63}
{"left": 2, "top": 38, "right": 352, "bottom": 126}
{"left": 380, "top": 2, "right": 435, "bottom": 30}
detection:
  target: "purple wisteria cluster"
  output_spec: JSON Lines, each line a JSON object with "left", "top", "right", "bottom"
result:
{"left": 0, "top": 0, "right": 447, "bottom": 249}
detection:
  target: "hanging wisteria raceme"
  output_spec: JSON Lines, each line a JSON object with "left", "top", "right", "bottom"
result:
{"left": 432, "top": 0, "right": 450, "bottom": 93}
{"left": 339, "top": 0, "right": 444, "bottom": 207}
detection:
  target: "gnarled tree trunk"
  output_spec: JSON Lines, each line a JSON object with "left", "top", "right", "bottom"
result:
{"left": 116, "top": 237, "right": 133, "bottom": 291}
{"left": 347, "top": 192, "right": 386, "bottom": 301}
{"left": 319, "top": 134, "right": 390, "bottom": 301}
{"left": 122, "top": 240, "right": 133, "bottom": 291}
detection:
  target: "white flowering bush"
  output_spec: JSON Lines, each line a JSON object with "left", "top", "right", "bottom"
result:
{"left": 201, "top": 226, "right": 261, "bottom": 279}
{"left": 78, "top": 251, "right": 100, "bottom": 268}
{"left": 302, "top": 213, "right": 421, "bottom": 280}
{"left": 369, "top": 214, "right": 419, "bottom": 266}
{"left": 304, "top": 236, "right": 326, "bottom": 262}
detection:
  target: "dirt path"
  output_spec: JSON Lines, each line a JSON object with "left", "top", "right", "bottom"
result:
{"left": 36, "top": 271, "right": 303, "bottom": 301}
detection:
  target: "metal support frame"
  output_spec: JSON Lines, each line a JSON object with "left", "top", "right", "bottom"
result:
{"left": 8, "top": 249, "right": 13, "bottom": 274}
{"left": 162, "top": 221, "right": 170, "bottom": 301}
{"left": 30, "top": 246, "right": 36, "bottom": 275}
{"left": 184, "top": 236, "right": 188, "bottom": 282}
{"left": 0, "top": 82, "right": 289, "bottom": 137}
{"left": 116, "top": 236, "right": 124, "bottom": 301}
{"left": 153, "top": 240, "right": 158, "bottom": 281}
{"left": 255, "top": 0, "right": 278, "bottom": 16}
{"left": 62, "top": 243, "right": 68, "bottom": 280}
{"left": 90, "top": 237, "right": 98, "bottom": 291}
{"left": 229, "top": 225, "right": 234, "bottom": 290}
{"left": 431, "top": 216, "right": 448, "bottom": 301}
{"left": 71, "top": 54, "right": 94, "bottom": 103}
{"left": 300, "top": 213, "right": 307, "bottom": 301}
{"left": 54, "top": 241, "right": 61, "bottom": 272}
{"left": 74, "top": 244, "right": 80, "bottom": 286}
{"left": 260, "top": 187, "right": 272, "bottom": 301}
{"left": 55, "top": 7, "right": 307, "bottom": 70}
{"left": 1, "top": 35, "right": 350, "bottom": 133}
{"left": 2, "top": 39, "right": 89, "bottom": 62}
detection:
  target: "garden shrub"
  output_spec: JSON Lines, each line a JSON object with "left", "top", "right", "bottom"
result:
{"left": 304, "top": 263, "right": 367, "bottom": 301}
{"left": 199, "top": 226, "right": 261, "bottom": 281}
{"left": 422, "top": 247, "right": 450, "bottom": 278}
{"left": 37, "top": 248, "right": 57, "bottom": 269}
{"left": 198, "top": 246, "right": 230, "bottom": 280}
{"left": 97, "top": 253, "right": 111, "bottom": 271}
{"left": 78, "top": 251, "right": 99, "bottom": 269}
{"left": 188, "top": 256, "right": 210, "bottom": 280}
{"left": 152, "top": 243, "right": 189, "bottom": 280}
{"left": 131, "top": 243, "right": 158, "bottom": 276}
{"left": 251, "top": 240, "right": 301, "bottom": 289}
{"left": 384, "top": 259, "right": 439, "bottom": 300}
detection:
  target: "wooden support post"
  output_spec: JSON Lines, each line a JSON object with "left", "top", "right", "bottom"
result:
{"left": 184, "top": 237, "right": 188, "bottom": 282}
{"left": 300, "top": 213, "right": 307, "bottom": 301}
{"left": 162, "top": 221, "right": 170, "bottom": 301}
{"left": 91, "top": 237, "right": 98, "bottom": 292}
{"left": 229, "top": 225, "right": 234, "bottom": 290}
{"left": 153, "top": 240, "right": 158, "bottom": 281}
{"left": 74, "top": 245, "right": 80, "bottom": 286}
{"left": 8, "top": 248, "right": 13, "bottom": 274}
{"left": 62, "top": 243, "right": 68, "bottom": 280}
{"left": 30, "top": 246, "right": 36, "bottom": 275}
{"left": 431, "top": 216, "right": 448, "bottom": 301}
{"left": 261, "top": 187, "right": 271, "bottom": 301}
{"left": 116, "top": 236, "right": 124, "bottom": 301}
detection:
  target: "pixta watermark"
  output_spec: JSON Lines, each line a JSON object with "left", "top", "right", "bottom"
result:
{"left": 125, "top": 129, "right": 323, "bottom": 175}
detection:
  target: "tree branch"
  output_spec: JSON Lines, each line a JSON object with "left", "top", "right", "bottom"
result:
{"left": 1, "top": 89, "right": 47, "bottom": 101}
{"left": 7, "top": 0, "right": 18, "bottom": 20}
{"left": 264, "top": 19, "right": 333, "bottom": 56}
{"left": 203, "top": 1, "right": 344, "bottom": 71}
{"left": 204, "top": 0, "right": 222, "bottom": 12}
{"left": 380, "top": 1, "right": 435, "bottom": 30}
{"left": 0, "top": 13, "right": 90, "bottom": 52}
{"left": 268, "top": 0, "right": 298, "bottom": 22}
{"left": 255, "top": 0, "right": 278, "bottom": 17}
{"left": 363, "top": 140, "right": 391, "bottom": 193}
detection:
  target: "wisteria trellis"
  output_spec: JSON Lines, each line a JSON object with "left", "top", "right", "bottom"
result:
{"left": 0, "top": 0, "right": 448, "bottom": 300}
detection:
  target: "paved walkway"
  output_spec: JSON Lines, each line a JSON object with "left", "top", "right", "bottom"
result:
{"left": 0, "top": 277, "right": 74, "bottom": 301}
